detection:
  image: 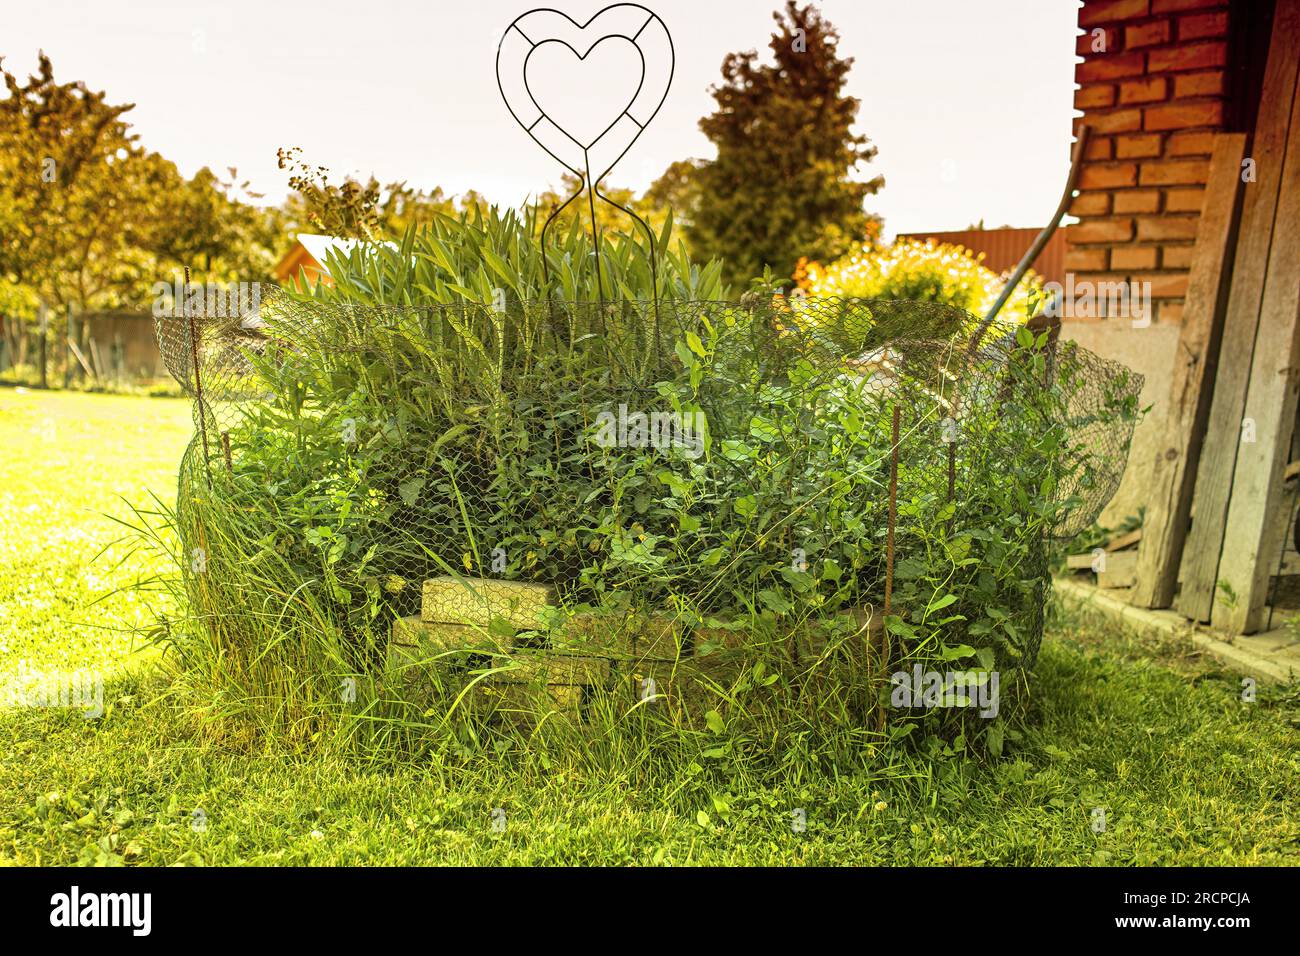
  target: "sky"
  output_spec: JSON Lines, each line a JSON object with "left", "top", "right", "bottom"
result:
{"left": 2, "top": 0, "right": 1082, "bottom": 239}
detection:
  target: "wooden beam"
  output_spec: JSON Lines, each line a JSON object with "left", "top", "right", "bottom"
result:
{"left": 1132, "top": 134, "right": 1248, "bottom": 609}
{"left": 1097, "top": 550, "right": 1139, "bottom": 589}
{"left": 1106, "top": 527, "right": 1143, "bottom": 552}
{"left": 1217, "top": 102, "right": 1300, "bottom": 632}
{"left": 66, "top": 337, "right": 94, "bottom": 379}
{"left": 1175, "top": 0, "right": 1300, "bottom": 623}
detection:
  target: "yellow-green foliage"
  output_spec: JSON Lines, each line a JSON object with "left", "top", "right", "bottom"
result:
{"left": 804, "top": 237, "right": 1043, "bottom": 325}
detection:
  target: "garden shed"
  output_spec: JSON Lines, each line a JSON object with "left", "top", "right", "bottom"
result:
{"left": 1065, "top": 0, "right": 1300, "bottom": 635}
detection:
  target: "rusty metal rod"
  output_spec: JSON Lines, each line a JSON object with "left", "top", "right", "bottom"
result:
{"left": 970, "top": 124, "right": 1091, "bottom": 354}
{"left": 184, "top": 267, "right": 212, "bottom": 486}
{"left": 947, "top": 438, "right": 956, "bottom": 532}
{"left": 885, "top": 404, "right": 899, "bottom": 619}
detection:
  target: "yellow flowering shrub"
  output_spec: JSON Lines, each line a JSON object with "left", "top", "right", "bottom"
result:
{"left": 801, "top": 237, "right": 1043, "bottom": 338}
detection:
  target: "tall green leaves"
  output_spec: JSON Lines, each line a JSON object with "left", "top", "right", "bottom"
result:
{"left": 296, "top": 204, "right": 726, "bottom": 309}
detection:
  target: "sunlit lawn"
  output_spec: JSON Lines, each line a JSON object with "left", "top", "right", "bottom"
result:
{"left": 0, "top": 388, "right": 192, "bottom": 678}
{"left": 0, "top": 387, "right": 1297, "bottom": 866}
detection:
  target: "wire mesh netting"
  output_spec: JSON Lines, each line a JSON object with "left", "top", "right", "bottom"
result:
{"left": 155, "top": 290, "right": 1142, "bottom": 726}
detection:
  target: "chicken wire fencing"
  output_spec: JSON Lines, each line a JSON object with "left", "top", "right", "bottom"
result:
{"left": 153, "top": 291, "right": 1142, "bottom": 724}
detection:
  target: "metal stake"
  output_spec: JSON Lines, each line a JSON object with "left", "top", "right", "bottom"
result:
{"left": 184, "top": 267, "right": 212, "bottom": 486}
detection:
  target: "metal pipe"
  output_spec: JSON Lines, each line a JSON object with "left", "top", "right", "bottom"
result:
{"left": 970, "top": 125, "right": 1092, "bottom": 353}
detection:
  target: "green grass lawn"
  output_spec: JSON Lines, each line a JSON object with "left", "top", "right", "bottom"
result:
{"left": 1, "top": 387, "right": 1297, "bottom": 866}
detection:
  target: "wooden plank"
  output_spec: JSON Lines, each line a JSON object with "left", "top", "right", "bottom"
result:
{"left": 1131, "top": 134, "right": 1247, "bottom": 609}
{"left": 67, "top": 337, "right": 94, "bottom": 379}
{"left": 1216, "top": 109, "right": 1300, "bottom": 633}
{"left": 1106, "top": 527, "right": 1143, "bottom": 552}
{"left": 1097, "top": 551, "right": 1138, "bottom": 589}
{"left": 88, "top": 337, "right": 105, "bottom": 380}
{"left": 1175, "top": 0, "right": 1300, "bottom": 623}
{"left": 420, "top": 576, "right": 553, "bottom": 629}
{"left": 1285, "top": 459, "right": 1300, "bottom": 481}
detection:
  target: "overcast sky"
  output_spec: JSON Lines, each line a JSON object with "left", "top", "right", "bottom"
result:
{"left": 3, "top": 0, "right": 1081, "bottom": 238}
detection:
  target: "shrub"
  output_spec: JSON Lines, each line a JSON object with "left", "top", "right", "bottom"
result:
{"left": 800, "top": 237, "right": 1045, "bottom": 341}
{"left": 149, "top": 207, "right": 1142, "bottom": 767}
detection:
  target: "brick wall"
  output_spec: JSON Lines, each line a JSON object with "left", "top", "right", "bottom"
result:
{"left": 1067, "top": 0, "right": 1232, "bottom": 324}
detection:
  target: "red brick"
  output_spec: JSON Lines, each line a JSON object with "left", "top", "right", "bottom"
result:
{"left": 1070, "top": 192, "right": 1113, "bottom": 216}
{"left": 1120, "top": 75, "right": 1169, "bottom": 104}
{"left": 1164, "top": 186, "right": 1206, "bottom": 211}
{"left": 1065, "top": 247, "right": 1110, "bottom": 271}
{"left": 1069, "top": 219, "right": 1136, "bottom": 244}
{"left": 1126, "top": 19, "right": 1172, "bottom": 48}
{"left": 1077, "top": 28, "right": 1120, "bottom": 56}
{"left": 1079, "top": 162, "right": 1140, "bottom": 188}
{"left": 1114, "top": 189, "right": 1162, "bottom": 213}
{"left": 1178, "top": 11, "right": 1229, "bottom": 38}
{"left": 1140, "top": 158, "right": 1210, "bottom": 184}
{"left": 1116, "top": 133, "right": 1163, "bottom": 158}
{"left": 1076, "top": 84, "right": 1117, "bottom": 109}
{"left": 1136, "top": 215, "right": 1199, "bottom": 240}
{"left": 1173, "top": 70, "right": 1225, "bottom": 98}
{"left": 1111, "top": 246, "right": 1159, "bottom": 270}
{"left": 1148, "top": 41, "right": 1227, "bottom": 72}
{"left": 1079, "top": 52, "right": 1148, "bottom": 82}
{"left": 1081, "top": 0, "right": 1151, "bottom": 26}
{"left": 1086, "top": 108, "right": 1145, "bottom": 134}
{"left": 1153, "top": 0, "right": 1226, "bottom": 11}
{"left": 1162, "top": 245, "right": 1194, "bottom": 268}
{"left": 1086, "top": 137, "right": 1115, "bottom": 160}
{"left": 1144, "top": 100, "right": 1223, "bottom": 130}
{"left": 1135, "top": 272, "right": 1191, "bottom": 297}
{"left": 1067, "top": 275, "right": 1144, "bottom": 311}
{"left": 1166, "top": 130, "right": 1217, "bottom": 155}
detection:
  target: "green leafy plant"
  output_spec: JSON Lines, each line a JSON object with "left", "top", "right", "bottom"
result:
{"left": 144, "top": 205, "right": 1140, "bottom": 769}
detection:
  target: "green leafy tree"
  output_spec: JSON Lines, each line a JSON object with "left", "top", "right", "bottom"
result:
{"left": 0, "top": 52, "right": 147, "bottom": 311}
{"left": 0, "top": 54, "right": 282, "bottom": 316}
{"left": 154, "top": 166, "right": 286, "bottom": 282}
{"left": 688, "top": 2, "right": 883, "bottom": 288}
{"left": 532, "top": 172, "right": 675, "bottom": 248}
{"left": 643, "top": 159, "right": 704, "bottom": 234}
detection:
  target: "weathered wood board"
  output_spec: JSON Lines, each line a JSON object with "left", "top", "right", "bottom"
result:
{"left": 1176, "top": 0, "right": 1300, "bottom": 624}
{"left": 1212, "top": 9, "right": 1300, "bottom": 633}
{"left": 1132, "top": 134, "right": 1247, "bottom": 609}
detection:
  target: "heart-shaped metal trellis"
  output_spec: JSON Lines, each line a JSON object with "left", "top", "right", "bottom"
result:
{"left": 497, "top": 3, "right": 674, "bottom": 310}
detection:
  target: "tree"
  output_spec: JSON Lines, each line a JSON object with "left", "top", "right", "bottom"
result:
{"left": 0, "top": 54, "right": 280, "bottom": 315}
{"left": 0, "top": 52, "right": 146, "bottom": 311}
{"left": 643, "top": 159, "right": 704, "bottom": 233}
{"left": 531, "top": 172, "right": 669, "bottom": 247}
{"left": 687, "top": 2, "right": 883, "bottom": 288}
{"left": 153, "top": 166, "right": 285, "bottom": 282}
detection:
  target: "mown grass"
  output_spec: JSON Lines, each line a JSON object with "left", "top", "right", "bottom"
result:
{"left": 0, "top": 387, "right": 1297, "bottom": 866}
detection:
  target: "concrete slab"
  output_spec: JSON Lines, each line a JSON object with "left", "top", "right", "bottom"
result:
{"left": 1054, "top": 575, "right": 1300, "bottom": 682}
